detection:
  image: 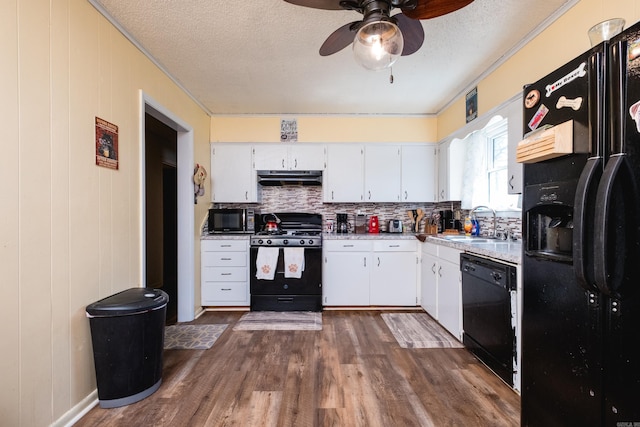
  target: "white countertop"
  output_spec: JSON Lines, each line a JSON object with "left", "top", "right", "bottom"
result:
{"left": 322, "top": 232, "right": 416, "bottom": 240}
{"left": 425, "top": 235, "right": 522, "bottom": 265}
{"left": 201, "top": 233, "right": 251, "bottom": 240}
{"left": 200, "top": 231, "right": 521, "bottom": 264}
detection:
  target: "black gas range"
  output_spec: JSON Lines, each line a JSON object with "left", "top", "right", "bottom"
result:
{"left": 250, "top": 213, "right": 323, "bottom": 311}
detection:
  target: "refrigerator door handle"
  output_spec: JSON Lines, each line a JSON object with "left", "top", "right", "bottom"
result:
{"left": 593, "top": 155, "right": 636, "bottom": 296}
{"left": 574, "top": 49, "right": 606, "bottom": 292}
{"left": 573, "top": 157, "right": 602, "bottom": 292}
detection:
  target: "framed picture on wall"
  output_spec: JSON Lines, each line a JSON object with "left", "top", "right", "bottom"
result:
{"left": 466, "top": 87, "right": 478, "bottom": 123}
{"left": 95, "top": 117, "right": 119, "bottom": 170}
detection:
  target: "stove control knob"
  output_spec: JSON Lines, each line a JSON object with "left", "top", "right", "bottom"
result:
{"left": 308, "top": 240, "right": 314, "bottom": 245}
{"left": 300, "top": 240, "right": 305, "bottom": 245}
{"left": 283, "top": 239, "right": 289, "bottom": 245}
{"left": 258, "top": 239, "right": 264, "bottom": 245}
{"left": 266, "top": 239, "right": 272, "bottom": 245}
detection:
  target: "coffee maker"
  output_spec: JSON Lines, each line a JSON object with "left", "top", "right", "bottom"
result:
{"left": 439, "top": 210, "right": 454, "bottom": 233}
{"left": 336, "top": 213, "right": 349, "bottom": 234}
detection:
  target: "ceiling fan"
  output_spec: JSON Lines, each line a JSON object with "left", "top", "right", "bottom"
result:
{"left": 284, "top": 0, "right": 474, "bottom": 70}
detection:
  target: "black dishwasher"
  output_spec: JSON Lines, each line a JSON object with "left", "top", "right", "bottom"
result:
{"left": 461, "top": 253, "right": 517, "bottom": 387}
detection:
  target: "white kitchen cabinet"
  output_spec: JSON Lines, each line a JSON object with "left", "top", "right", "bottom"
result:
{"left": 437, "top": 138, "right": 465, "bottom": 202}
{"left": 370, "top": 240, "right": 418, "bottom": 306}
{"left": 506, "top": 95, "right": 523, "bottom": 194}
{"left": 419, "top": 242, "right": 462, "bottom": 340}
{"left": 364, "top": 145, "right": 401, "bottom": 202}
{"left": 437, "top": 245, "right": 462, "bottom": 340}
{"left": 201, "top": 239, "right": 250, "bottom": 306}
{"left": 324, "top": 144, "right": 364, "bottom": 202}
{"left": 402, "top": 144, "right": 437, "bottom": 202}
{"left": 323, "top": 240, "right": 371, "bottom": 306}
{"left": 420, "top": 242, "right": 439, "bottom": 318}
{"left": 210, "top": 143, "right": 257, "bottom": 202}
{"left": 253, "top": 144, "right": 325, "bottom": 171}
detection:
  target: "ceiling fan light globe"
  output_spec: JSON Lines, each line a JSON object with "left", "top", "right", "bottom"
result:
{"left": 352, "top": 20, "right": 404, "bottom": 71}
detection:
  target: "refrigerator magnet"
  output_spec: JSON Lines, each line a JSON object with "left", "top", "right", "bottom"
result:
{"left": 525, "top": 90, "right": 540, "bottom": 109}
{"left": 629, "top": 100, "right": 640, "bottom": 132}
{"left": 629, "top": 39, "right": 640, "bottom": 61}
{"left": 556, "top": 96, "right": 583, "bottom": 111}
{"left": 545, "top": 62, "right": 587, "bottom": 97}
{"left": 528, "top": 104, "right": 549, "bottom": 131}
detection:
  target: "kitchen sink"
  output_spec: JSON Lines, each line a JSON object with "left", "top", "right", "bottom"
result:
{"left": 441, "top": 236, "right": 498, "bottom": 243}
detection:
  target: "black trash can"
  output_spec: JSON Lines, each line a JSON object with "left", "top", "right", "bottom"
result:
{"left": 86, "top": 287, "right": 168, "bottom": 408}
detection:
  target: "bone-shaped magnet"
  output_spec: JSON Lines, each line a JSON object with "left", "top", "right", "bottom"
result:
{"left": 556, "top": 96, "right": 583, "bottom": 110}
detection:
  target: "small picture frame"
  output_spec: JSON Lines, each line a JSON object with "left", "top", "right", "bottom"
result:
{"left": 466, "top": 87, "right": 478, "bottom": 123}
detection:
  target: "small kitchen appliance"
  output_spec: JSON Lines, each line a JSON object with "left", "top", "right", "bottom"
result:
{"left": 336, "top": 213, "right": 349, "bottom": 233}
{"left": 368, "top": 215, "right": 379, "bottom": 233}
{"left": 388, "top": 219, "right": 403, "bottom": 233}
{"left": 208, "top": 208, "right": 255, "bottom": 233}
{"left": 354, "top": 214, "right": 367, "bottom": 234}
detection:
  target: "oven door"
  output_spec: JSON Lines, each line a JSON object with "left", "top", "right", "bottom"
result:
{"left": 250, "top": 246, "right": 322, "bottom": 311}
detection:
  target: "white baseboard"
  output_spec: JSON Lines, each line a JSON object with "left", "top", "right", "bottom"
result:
{"left": 51, "top": 390, "right": 98, "bottom": 427}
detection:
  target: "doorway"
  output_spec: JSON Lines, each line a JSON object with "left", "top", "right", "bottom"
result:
{"left": 145, "top": 113, "right": 178, "bottom": 324}
{"left": 141, "top": 91, "right": 196, "bottom": 323}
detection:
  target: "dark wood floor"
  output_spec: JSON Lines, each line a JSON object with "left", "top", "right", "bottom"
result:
{"left": 77, "top": 310, "right": 520, "bottom": 426}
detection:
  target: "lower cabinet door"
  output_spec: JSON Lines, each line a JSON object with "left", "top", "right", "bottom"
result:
{"left": 323, "top": 252, "right": 370, "bottom": 306}
{"left": 370, "top": 252, "right": 417, "bottom": 306}
{"left": 437, "top": 258, "right": 462, "bottom": 339}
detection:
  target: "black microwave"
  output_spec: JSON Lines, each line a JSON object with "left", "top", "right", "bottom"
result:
{"left": 208, "top": 208, "right": 255, "bottom": 233}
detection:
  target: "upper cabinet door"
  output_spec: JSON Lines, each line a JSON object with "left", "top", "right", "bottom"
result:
{"left": 438, "top": 138, "right": 464, "bottom": 202}
{"left": 364, "top": 145, "right": 401, "bottom": 202}
{"left": 252, "top": 145, "right": 289, "bottom": 170}
{"left": 289, "top": 145, "right": 326, "bottom": 170}
{"left": 506, "top": 96, "right": 523, "bottom": 194}
{"left": 402, "top": 144, "right": 437, "bottom": 202}
{"left": 211, "top": 144, "right": 257, "bottom": 202}
{"left": 324, "top": 144, "right": 364, "bottom": 202}
{"left": 252, "top": 144, "right": 326, "bottom": 170}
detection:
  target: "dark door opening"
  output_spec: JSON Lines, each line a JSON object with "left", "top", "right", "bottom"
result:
{"left": 145, "top": 113, "right": 178, "bottom": 325}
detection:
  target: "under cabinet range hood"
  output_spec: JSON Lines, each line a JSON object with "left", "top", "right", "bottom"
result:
{"left": 257, "top": 170, "right": 322, "bottom": 186}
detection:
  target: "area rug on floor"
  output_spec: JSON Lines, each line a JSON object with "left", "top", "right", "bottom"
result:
{"left": 381, "top": 312, "right": 464, "bottom": 349}
{"left": 164, "top": 324, "right": 228, "bottom": 350}
{"left": 233, "top": 311, "right": 322, "bottom": 331}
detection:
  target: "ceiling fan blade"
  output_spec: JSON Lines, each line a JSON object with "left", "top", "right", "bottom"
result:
{"left": 283, "top": 0, "right": 344, "bottom": 10}
{"left": 319, "top": 21, "right": 360, "bottom": 56}
{"left": 395, "top": 13, "right": 424, "bottom": 56}
{"left": 401, "top": 0, "right": 474, "bottom": 20}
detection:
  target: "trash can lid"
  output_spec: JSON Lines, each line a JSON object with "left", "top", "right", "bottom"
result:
{"left": 86, "top": 287, "right": 169, "bottom": 317}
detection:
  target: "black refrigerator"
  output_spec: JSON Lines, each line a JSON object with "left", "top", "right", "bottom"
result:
{"left": 521, "top": 21, "right": 640, "bottom": 426}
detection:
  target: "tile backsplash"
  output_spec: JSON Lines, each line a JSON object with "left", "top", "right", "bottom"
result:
{"left": 215, "top": 186, "right": 522, "bottom": 237}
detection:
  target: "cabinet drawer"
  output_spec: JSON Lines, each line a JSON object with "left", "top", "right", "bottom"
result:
{"left": 202, "top": 240, "right": 248, "bottom": 252}
{"left": 202, "top": 282, "right": 248, "bottom": 302}
{"left": 202, "top": 266, "right": 247, "bottom": 281}
{"left": 373, "top": 240, "right": 417, "bottom": 252}
{"left": 202, "top": 251, "right": 247, "bottom": 267}
{"left": 324, "top": 240, "right": 372, "bottom": 252}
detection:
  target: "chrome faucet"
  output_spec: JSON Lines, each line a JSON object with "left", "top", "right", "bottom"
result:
{"left": 470, "top": 205, "right": 497, "bottom": 238}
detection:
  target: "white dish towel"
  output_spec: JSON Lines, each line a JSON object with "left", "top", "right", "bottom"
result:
{"left": 284, "top": 248, "right": 305, "bottom": 279}
{"left": 255, "top": 247, "right": 279, "bottom": 281}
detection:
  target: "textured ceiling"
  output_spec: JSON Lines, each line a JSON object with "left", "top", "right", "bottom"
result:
{"left": 92, "top": 0, "right": 575, "bottom": 115}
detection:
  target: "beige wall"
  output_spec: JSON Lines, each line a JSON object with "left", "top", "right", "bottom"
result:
{"left": 0, "top": 0, "right": 209, "bottom": 426}
{"left": 211, "top": 116, "right": 438, "bottom": 143}
{"left": 438, "top": 0, "right": 640, "bottom": 140}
